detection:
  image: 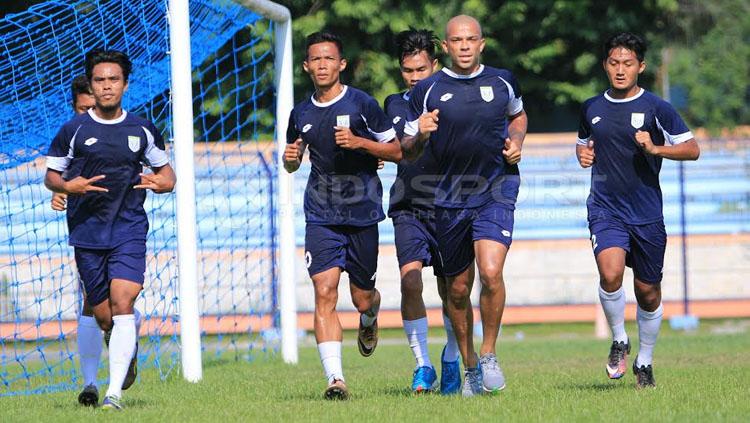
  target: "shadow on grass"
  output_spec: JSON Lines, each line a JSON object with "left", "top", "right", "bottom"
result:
{"left": 558, "top": 381, "right": 630, "bottom": 392}
{"left": 52, "top": 396, "right": 157, "bottom": 411}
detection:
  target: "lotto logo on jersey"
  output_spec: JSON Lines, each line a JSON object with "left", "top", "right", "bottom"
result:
{"left": 128, "top": 136, "right": 140, "bottom": 152}
{"left": 336, "top": 115, "right": 350, "bottom": 128}
{"left": 84, "top": 137, "right": 98, "bottom": 146}
{"left": 480, "top": 86, "right": 494, "bottom": 102}
{"left": 631, "top": 113, "right": 645, "bottom": 129}
{"left": 392, "top": 116, "right": 401, "bottom": 124}
{"left": 302, "top": 124, "right": 312, "bottom": 133}
{"left": 592, "top": 116, "right": 602, "bottom": 125}
{"left": 440, "top": 93, "right": 453, "bottom": 102}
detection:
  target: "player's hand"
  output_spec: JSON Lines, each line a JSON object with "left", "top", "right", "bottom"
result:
{"left": 577, "top": 140, "right": 595, "bottom": 168}
{"left": 51, "top": 192, "right": 67, "bottom": 211}
{"left": 284, "top": 138, "right": 302, "bottom": 164}
{"left": 502, "top": 138, "right": 522, "bottom": 165}
{"left": 134, "top": 172, "right": 172, "bottom": 193}
{"left": 634, "top": 130, "right": 657, "bottom": 154}
{"left": 63, "top": 175, "right": 108, "bottom": 195}
{"left": 334, "top": 126, "right": 363, "bottom": 150}
{"left": 377, "top": 159, "right": 385, "bottom": 170}
{"left": 418, "top": 109, "right": 439, "bottom": 138}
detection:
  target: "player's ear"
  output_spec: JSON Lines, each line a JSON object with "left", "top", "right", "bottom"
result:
{"left": 479, "top": 37, "right": 485, "bottom": 53}
{"left": 638, "top": 60, "right": 646, "bottom": 74}
{"left": 431, "top": 58, "right": 438, "bottom": 72}
{"left": 302, "top": 60, "right": 310, "bottom": 74}
{"left": 123, "top": 80, "right": 129, "bottom": 93}
{"left": 339, "top": 58, "right": 347, "bottom": 72}
{"left": 441, "top": 39, "right": 448, "bottom": 55}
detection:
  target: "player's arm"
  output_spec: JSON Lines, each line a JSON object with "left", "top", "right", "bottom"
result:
{"left": 283, "top": 138, "right": 306, "bottom": 173}
{"left": 135, "top": 164, "right": 176, "bottom": 193}
{"left": 51, "top": 192, "right": 67, "bottom": 211}
{"left": 45, "top": 169, "right": 108, "bottom": 194}
{"left": 503, "top": 110, "right": 528, "bottom": 165}
{"left": 635, "top": 131, "right": 700, "bottom": 161}
{"left": 400, "top": 109, "right": 439, "bottom": 162}
{"left": 334, "top": 127, "right": 402, "bottom": 162}
{"left": 576, "top": 140, "right": 596, "bottom": 168}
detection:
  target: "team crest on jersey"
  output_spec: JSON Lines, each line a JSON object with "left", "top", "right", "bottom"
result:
{"left": 127, "top": 136, "right": 141, "bottom": 152}
{"left": 392, "top": 116, "right": 401, "bottom": 124}
{"left": 630, "top": 113, "right": 645, "bottom": 129}
{"left": 336, "top": 115, "right": 350, "bottom": 128}
{"left": 480, "top": 86, "right": 494, "bottom": 102}
{"left": 302, "top": 123, "right": 312, "bottom": 133}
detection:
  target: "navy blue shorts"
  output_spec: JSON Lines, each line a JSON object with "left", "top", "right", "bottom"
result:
{"left": 392, "top": 213, "right": 444, "bottom": 277}
{"left": 74, "top": 239, "right": 147, "bottom": 306}
{"left": 588, "top": 213, "right": 667, "bottom": 284}
{"left": 305, "top": 224, "right": 379, "bottom": 290}
{"left": 436, "top": 201, "right": 515, "bottom": 277}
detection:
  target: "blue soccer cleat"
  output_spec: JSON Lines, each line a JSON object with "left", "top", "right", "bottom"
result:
{"left": 101, "top": 395, "right": 123, "bottom": 411}
{"left": 411, "top": 365, "right": 438, "bottom": 393}
{"left": 440, "top": 345, "right": 461, "bottom": 395}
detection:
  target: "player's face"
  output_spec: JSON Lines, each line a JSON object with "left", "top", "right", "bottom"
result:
{"left": 73, "top": 93, "right": 95, "bottom": 115}
{"left": 303, "top": 42, "right": 346, "bottom": 89}
{"left": 400, "top": 51, "right": 437, "bottom": 90}
{"left": 604, "top": 47, "right": 645, "bottom": 94}
{"left": 442, "top": 22, "right": 484, "bottom": 74}
{"left": 90, "top": 62, "right": 128, "bottom": 111}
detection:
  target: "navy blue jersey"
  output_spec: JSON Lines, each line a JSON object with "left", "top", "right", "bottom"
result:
{"left": 287, "top": 86, "right": 396, "bottom": 226}
{"left": 577, "top": 89, "right": 693, "bottom": 224}
{"left": 385, "top": 91, "right": 438, "bottom": 218}
{"left": 404, "top": 65, "right": 524, "bottom": 209}
{"left": 46, "top": 109, "right": 169, "bottom": 249}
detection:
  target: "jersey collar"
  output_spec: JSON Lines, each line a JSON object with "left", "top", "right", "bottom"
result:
{"left": 441, "top": 64, "right": 485, "bottom": 79}
{"left": 402, "top": 90, "right": 410, "bottom": 101}
{"left": 88, "top": 108, "right": 128, "bottom": 124}
{"left": 311, "top": 85, "right": 348, "bottom": 107}
{"left": 604, "top": 87, "right": 645, "bottom": 103}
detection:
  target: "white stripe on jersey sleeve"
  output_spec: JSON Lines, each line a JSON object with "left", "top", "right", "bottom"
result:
{"left": 403, "top": 82, "right": 436, "bottom": 137}
{"left": 576, "top": 137, "right": 590, "bottom": 146}
{"left": 359, "top": 114, "right": 397, "bottom": 143}
{"left": 655, "top": 117, "right": 693, "bottom": 145}
{"left": 498, "top": 77, "right": 524, "bottom": 116}
{"left": 46, "top": 124, "right": 81, "bottom": 172}
{"left": 141, "top": 126, "right": 169, "bottom": 167}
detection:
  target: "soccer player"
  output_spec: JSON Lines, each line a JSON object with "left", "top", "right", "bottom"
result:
{"left": 401, "top": 15, "right": 528, "bottom": 396}
{"left": 48, "top": 75, "right": 107, "bottom": 407}
{"left": 385, "top": 29, "right": 464, "bottom": 394}
{"left": 576, "top": 33, "right": 699, "bottom": 388}
{"left": 45, "top": 49, "right": 176, "bottom": 409}
{"left": 283, "top": 31, "right": 401, "bottom": 400}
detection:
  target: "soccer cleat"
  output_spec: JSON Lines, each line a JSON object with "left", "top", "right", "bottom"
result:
{"left": 101, "top": 395, "right": 123, "bottom": 410}
{"left": 461, "top": 364, "right": 483, "bottom": 397}
{"left": 479, "top": 353, "right": 506, "bottom": 393}
{"left": 606, "top": 340, "right": 631, "bottom": 379}
{"left": 411, "top": 366, "right": 438, "bottom": 393}
{"left": 439, "top": 345, "right": 461, "bottom": 395}
{"left": 324, "top": 378, "right": 349, "bottom": 400}
{"left": 77, "top": 384, "right": 99, "bottom": 407}
{"left": 122, "top": 341, "right": 138, "bottom": 390}
{"left": 357, "top": 317, "right": 378, "bottom": 357}
{"left": 632, "top": 358, "right": 656, "bottom": 389}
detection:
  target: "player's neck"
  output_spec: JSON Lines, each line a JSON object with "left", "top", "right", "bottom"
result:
{"left": 314, "top": 82, "right": 344, "bottom": 103}
{"left": 607, "top": 85, "right": 641, "bottom": 100}
{"left": 93, "top": 106, "right": 124, "bottom": 121}
{"left": 449, "top": 63, "right": 481, "bottom": 76}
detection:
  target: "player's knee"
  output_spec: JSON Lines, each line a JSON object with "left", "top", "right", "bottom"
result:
{"left": 108, "top": 296, "right": 135, "bottom": 316}
{"left": 448, "top": 281, "right": 470, "bottom": 301}
{"left": 478, "top": 263, "right": 503, "bottom": 286}
{"left": 400, "top": 272, "right": 423, "bottom": 298}
{"left": 94, "top": 314, "right": 112, "bottom": 332}
{"left": 599, "top": 266, "right": 624, "bottom": 288}
{"left": 314, "top": 283, "right": 337, "bottom": 303}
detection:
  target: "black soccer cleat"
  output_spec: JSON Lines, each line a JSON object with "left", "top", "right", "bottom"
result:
{"left": 632, "top": 358, "right": 656, "bottom": 389}
{"left": 77, "top": 384, "right": 99, "bottom": 407}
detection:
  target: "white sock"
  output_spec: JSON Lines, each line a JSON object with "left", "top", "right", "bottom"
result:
{"left": 636, "top": 303, "right": 663, "bottom": 367}
{"left": 360, "top": 311, "right": 377, "bottom": 327}
{"left": 77, "top": 315, "right": 103, "bottom": 387}
{"left": 442, "top": 313, "right": 460, "bottom": 362}
{"left": 318, "top": 341, "right": 344, "bottom": 384}
{"left": 105, "top": 314, "right": 136, "bottom": 399}
{"left": 403, "top": 318, "right": 432, "bottom": 368}
{"left": 598, "top": 285, "right": 628, "bottom": 343}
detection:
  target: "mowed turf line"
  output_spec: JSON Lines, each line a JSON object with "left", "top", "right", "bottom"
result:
{"left": 1, "top": 320, "right": 748, "bottom": 422}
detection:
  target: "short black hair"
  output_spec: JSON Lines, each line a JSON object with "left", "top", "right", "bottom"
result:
{"left": 85, "top": 49, "right": 132, "bottom": 82}
{"left": 305, "top": 31, "right": 343, "bottom": 58}
{"left": 396, "top": 28, "right": 438, "bottom": 64}
{"left": 70, "top": 74, "right": 91, "bottom": 105}
{"left": 603, "top": 32, "right": 647, "bottom": 62}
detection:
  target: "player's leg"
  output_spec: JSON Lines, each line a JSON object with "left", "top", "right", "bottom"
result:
{"left": 77, "top": 295, "right": 103, "bottom": 406}
{"left": 305, "top": 224, "right": 348, "bottom": 399}
{"left": 630, "top": 221, "right": 666, "bottom": 388}
{"left": 471, "top": 201, "right": 515, "bottom": 393}
{"left": 436, "top": 272, "right": 465, "bottom": 395}
{"left": 345, "top": 224, "right": 381, "bottom": 358}
{"left": 101, "top": 240, "right": 146, "bottom": 410}
{"left": 590, "top": 215, "right": 631, "bottom": 379}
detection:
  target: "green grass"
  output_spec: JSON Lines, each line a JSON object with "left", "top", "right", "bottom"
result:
{"left": 2, "top": 319, "right": 749, "bottom": 422}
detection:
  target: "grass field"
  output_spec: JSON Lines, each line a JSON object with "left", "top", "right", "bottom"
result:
{"left": 1, "top": 319, "right": 749, "bottom": 422}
